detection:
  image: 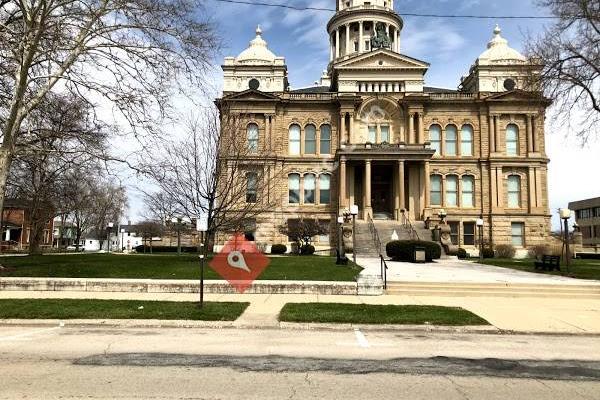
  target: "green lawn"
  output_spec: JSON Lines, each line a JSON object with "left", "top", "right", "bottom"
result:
{"left": 278, "top": 303, "right": 490, "bottom": 326}
{"left": 477, "top": 258, "right": 600, "bottom": 281}
{"left": 0, "top": 254, "right": 362, "bottom": 281}
{"left": 0, "top": 299, "right": 248, "bottom": 320}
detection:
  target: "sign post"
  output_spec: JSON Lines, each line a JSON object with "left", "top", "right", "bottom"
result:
{"left": 196, "top": 214, "right": 208, "bottom": 307}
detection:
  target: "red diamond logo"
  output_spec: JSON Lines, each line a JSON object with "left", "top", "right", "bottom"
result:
{"left": 209, "top": 233, "right": 270, "bottom": 293}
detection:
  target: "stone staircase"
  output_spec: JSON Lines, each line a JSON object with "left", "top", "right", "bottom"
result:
{"left": 353, "top": 219, "right": 433, "bottom": 258}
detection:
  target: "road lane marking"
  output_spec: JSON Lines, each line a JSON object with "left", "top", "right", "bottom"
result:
{"left": 0, "top": 326, "right": 62, "bottom": 342}
{"left": 354, "top": 328, "right": 370, "bottom": 348}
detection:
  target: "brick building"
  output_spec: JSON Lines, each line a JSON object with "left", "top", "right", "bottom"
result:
{"left": 216, "top": 0, "right": 551, "bottom": 253}
{"left": 1, "top": 199, "right": 54, "bottom": 251}
{"left": 569, "top": 197, "right": 600, "bottom": 248}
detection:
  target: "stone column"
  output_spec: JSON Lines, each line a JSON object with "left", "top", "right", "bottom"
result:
{"left": 329, "top": 33, "right": 334, "bottom": 61}
{"left": 398, "top": 160, "right": 406, "bottom": 214}
{"left": 408, "top": 112, "right": 415, "bottom": 144}
{"left": 359, "top": 21, "right": 363, "bottom": 52}
{"left": 528, "top": 166, "right": 536, "bottom": 212}
{"left": 526, "top": 114, "right": 534, "bottom": 153}
{"left": 496, "top": 167, "right": 504, "bottom": 207}
{"left": 349, "top": 112, "right": 355, "bottom": 144}
{"left": 385, "top": 24, "right": 390, "bottom": 47}
{"left": 264, "top": 114, "right": 271, "bottom": 151}
{"left": 494, "top": 115, "right": 500, "bottom": 152}
{"left": 489, "top": 115, "right": 496, "bottom": 153}
{"left": 535, "top": 168, "right": 543, "bottom": 209}
{"left": 364, "top": 159, "right": 372, "bottom": 219}
{"left": 335, "top": 28, "right": 340, "bottom": 59}
{"left": 340, "top": 112, "right": 346, "bottom": 144}
{"left": 424, "top": 161, "right": 430, "bottom": 208}
{"left": 396, "top": 30, "right": 400, "bottom": 52}
{"left": 532, "top": 115, "right": 538, "bottom": 152}
{"left": 345, "top": 23, "right": 350, "bottom": 56}
{"left": 418, "top": 112, "right": 424, "bottom": 144}
{"left": 340, "top": 158, "right": 347, "bottom": 209}
{"left": 490, "top": 166, "right": 497, "bottom": 210}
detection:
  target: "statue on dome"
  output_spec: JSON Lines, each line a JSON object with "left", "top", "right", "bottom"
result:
{"left": 370, "top": 22, "right": 391, "bottom": 50}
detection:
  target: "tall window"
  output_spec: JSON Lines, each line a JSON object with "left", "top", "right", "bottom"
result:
{"left": 463, "top": 222, "right": 475, "bottom": 246}
{"left": 507, "top": 175, "right": 521, "bottom": 208}
{"left": 446, "top": 175, "right": 458, "bottom": 206}
{"left": 368, "top": 125, "right": 377, "bottom": 143}
{"left": 320, "top": 124, "right": 331, "bottom": 154}
{"left": 449, "top": 222, "right": 459, "bottom": 245}
{"left": 445, "top": 125, "right": 457, "bottom": 156}
{"left": 461, "top": 125, "right": 473, "bottom": 156}
{"left": 430, "top": 175, "right": 442, "bottom": 206}
{"left": 462, "top": 176, "right": 474, "bottom": 207}
{"left": 511, "top": 222, "right": 525, "bottom": 247}
{"left": 304, "top": 174, "right": 316, "bottom": 204}
{"left": 247, "top": 123, "right": 259, "bottom": 153}
{"left": 380, "top": 125, "right": 390, "bottom": 143}
{"left": 506, "top": 124, "right": 519, "bottom": 156}
{"left": 246, "top": 173, "right": 257, "bottom": 203}
{"left": 305, "top": 124, "right": 316, "bottom": 154}
{"left": 288, "top": 174, "right": 300, "bottom": 204}
{"left": 319, "top": 174, "right": 331, "bottom": 204}
{"left": 289, "top": 124, "right": 301, "bottom": 155}
{"left": 429, "top": 125, "right": 441, "bottom": 155}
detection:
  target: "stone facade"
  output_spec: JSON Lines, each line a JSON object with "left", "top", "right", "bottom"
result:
{"left": 216, "top": 1, "right": 551, "bottom": 253}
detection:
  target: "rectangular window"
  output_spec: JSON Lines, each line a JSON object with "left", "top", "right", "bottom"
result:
{"left": 320, "top": 125, "right": 331, "bottom": 155}
{"left": 449, "top": 222, "right": 459, "bottom": 245}
{"left": 368, "top": 125, "right": 377, "bottom": 143}
{"left": 463, "top": 222, "right": 475, "bottom": 246}
{"left": 354, "top": 41, "right": 359, "bottom": 51}
{"left": 446, "top": 176, "right": 458, "bottom": 207}
{"left": 319, "top": 175, "right": 331, "bottom": 204}
{"left": 461, "top": 176, "right": 474, "bottom": 208}
{"left": 511, "top": 222, "right": 525, "bottom": 247}
{"left": 595, "top": 207, "right": 600, "bottom": 218}
{"left": 507, "top": 176, "right": 521, "bottom": 208}
{"left": 430, "top": 175, "right": 442, "bottom": 206}
{"left": 288, "top": 174, "right": 300, "bottom": 204}
{"left": 304, "top": 174, "right": 316, "bottom": 204}
{"left": 380, "top": 125, "right": 390, "bottom": 143}
{"left": 246, "top": 173, "right": 257, "bottom": 203}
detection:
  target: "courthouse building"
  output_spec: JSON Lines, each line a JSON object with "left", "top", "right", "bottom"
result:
{"left": 217, "top": 0, "right": 551, "bottom": 252}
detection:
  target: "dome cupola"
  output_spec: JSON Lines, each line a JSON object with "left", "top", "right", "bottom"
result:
{"left": 235, "top": 26, "right": 277, "bottom": 64}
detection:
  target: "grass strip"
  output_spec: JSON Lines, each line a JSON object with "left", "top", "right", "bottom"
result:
{"left": 279, "top": 303, "right": 490, "bottom": 326}
{"left": 0, "top": 299, "right": 249, "bottom": 321}
{"left": 477, "top": 258, "right": 600, "bottom": 281}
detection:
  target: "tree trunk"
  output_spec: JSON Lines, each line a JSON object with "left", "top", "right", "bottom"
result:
{"left": 0, "top": 150, "right": 13, "bottom": 254}
{"left": 28, "top": 221, "right": 44, "bottom": 255}
{"left": 75, "top": 228, "right": 82, "bottom": 251}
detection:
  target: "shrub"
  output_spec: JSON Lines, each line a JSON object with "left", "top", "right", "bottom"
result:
{"left": 495, "top": 244, "right": 516, "bottom": 259}
{"left": 386, "top": 240, "right": 442, "bottom": 262}
{"left": 271, "top": 244, "right": 287, "bottom": 255}
{"left": 482, "top": 247, "right": 495, "bottom": 259}
{"left": 528, "top": 244, "right": 550, "bottom": 259}
{"left": 300, "top": 244, "right": 315, "bottom": 255}
{"left": 457, "top": 248, "right": 469, "bottom": 259}
{"left": 133, "top": 245, "right": 197, "bottom": 253}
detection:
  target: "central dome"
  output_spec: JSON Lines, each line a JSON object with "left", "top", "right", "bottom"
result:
{"left": 236, "top": 26, "right": 277, "bottom": 64}
{"left": 477, "top": 25, "right": 527, "bottom": 65}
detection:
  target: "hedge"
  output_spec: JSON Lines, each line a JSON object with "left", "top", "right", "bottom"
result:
{"left": 133, "top": 245, "right": 197, "bottom": 253}
{"left": 386, "top": 240, "right": 442, "bottom": 262}
{"left": 300, "top": 244, "right": 315, "bottom": 255}
{"left": 271, "top": 244, "right": 287, "bottom": 254}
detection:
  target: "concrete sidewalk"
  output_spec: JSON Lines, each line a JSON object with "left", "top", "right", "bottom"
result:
{"left": 2, "top": 290, "right": 600, "bottom": 334}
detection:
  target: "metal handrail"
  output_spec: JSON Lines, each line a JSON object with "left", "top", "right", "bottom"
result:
{"left": 401, "top": 212, "right": 420, "bottom": 241}
{"left": 367, "top": 215, "right": 388, "bottom": 290}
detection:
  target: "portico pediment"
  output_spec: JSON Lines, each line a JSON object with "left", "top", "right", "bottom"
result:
{"left": 221, "top": 89, "right": 280, "bottom": 101}
{"left": 484, "top": 89, "right": 549, "bottom": 103}
{"left": 333, "top": 49, "right": 430, "bottom": 71}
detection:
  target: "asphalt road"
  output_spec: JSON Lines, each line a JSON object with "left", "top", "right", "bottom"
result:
{"left": 1, "top": 325, "right": 600, "bottom": 399}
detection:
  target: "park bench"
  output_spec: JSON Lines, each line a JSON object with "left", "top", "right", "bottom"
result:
{"left": 534, "top": 255, "right": 561, "bottom": 271}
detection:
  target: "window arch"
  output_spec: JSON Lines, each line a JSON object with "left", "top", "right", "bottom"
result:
{"left": 446, "top": 175, "right": 458, "bottom": 206}
{"left": 462, "top": 175, "right": 474, "bottom": 207}
{"left": 289, "top": 124, "right": 301, "bottom": 155}
{"left": 429, "top": 125, "right": 442, "bottom": 155}
{"left": 430, "top": 175, "right": 442, "bottom": 206}
{"left": 445, "top": 125, "right": 458, "bottom": 156}
{"left": 320, "top": 124, "right": 331, "bottom": 155}
{"left": 288, "top": 173, "right": 300, "bottom": 204}
{"left": 507, "top": 175, "right": 521, "bottom": 208}
{"left": 247, "top": 123, "right": 259, "bottom": 153}
{"left": 461, "top": 125, "right": 473, "bottom": 156}
{"left": 305, "top": 124, "right": 317, "bottom": 155}
{"left": 506, "top": 124, "right": 519, "bottom": 156}
{"left": 304, "top": 173, "right": 316, "bottom": 204}
{"left": 319, "top": 174, "right": 331, "bottom": 204}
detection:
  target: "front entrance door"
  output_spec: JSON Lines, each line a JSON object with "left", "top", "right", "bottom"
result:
{"left": 371, "top": 165, "right": 393, "bottom": 219}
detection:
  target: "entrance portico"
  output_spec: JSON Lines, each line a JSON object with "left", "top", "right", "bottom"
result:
{"left": 338, "top": 144, "right": 434, "bottom": 221}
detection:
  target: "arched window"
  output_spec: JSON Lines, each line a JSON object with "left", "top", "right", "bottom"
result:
{"left": 430, "top": 175, "right": 442, "bottom": 206}
{"left": 445, "top": 125, "right": 457, "bottom": 156}
{"left": 305, "top": 125, "right": 317, "bottom": 154}
{"left": 320, "top": 125, "right": 331, "bottom": 154}
{"left": 247, "top": 123, "right": 259, "bottom": 153}
{"left": 508, "top": 175, "right": 521, "bottom": 208}
{"left": 446, "top": 175, "right": 458, "bottom": 206}
{"left": 288, "top": 174, "right": 300, "bottom": 204}
{"left": 506, "top": 124, "right": 519, "bottom": 156}
{"left": 304, "top": 174, "right": 316, "bottom": 204}
{"left": 289, "top": 124, "right": 301, "bottom": 155}
{"left": 462, "top": 175, "right": 474, "bottom": 207}
{"left": 461, "top": 125, "right": 473, "bottom": 156}
{"left": 246, "top": 172, "right": 257, "bottom": 203}
{"left": 429, "top": 125, "right": 441, "bottom": 155}
{"left": 319, "top": 175, "right": 331, "bottom": 204}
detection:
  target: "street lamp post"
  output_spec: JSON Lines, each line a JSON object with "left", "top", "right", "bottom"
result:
{"left": 476, "top": 217, "right": 484, "bottom": 261}
{"left": 106, "top": 222, "right": 114, "bottom": 252}
{"left": 350, "top": 205, "right": 359, "bottom": 264}
{"left": 437, "top": 209, "right": 447, "bottom": 225}
{"left": 337, "top": 216, "right": 345, "bottom": 263}
{"left": 560, "top": 208, "right": 572, "bottom": 272}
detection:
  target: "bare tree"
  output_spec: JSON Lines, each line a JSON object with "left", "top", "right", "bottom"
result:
{"left": 526, "top": 0, "right": 600, "bottom": 142}
{"left": 136, "top": 220, "right": 164, "bottom": 254}
{"left": 0, "top": 0, "right": 218, "bottom": 219}
{"left": 89, "top": 183, "right": 127, "bottom": 250}
{"left": 278, "top": 218, "right": 329, "bottom": 254}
